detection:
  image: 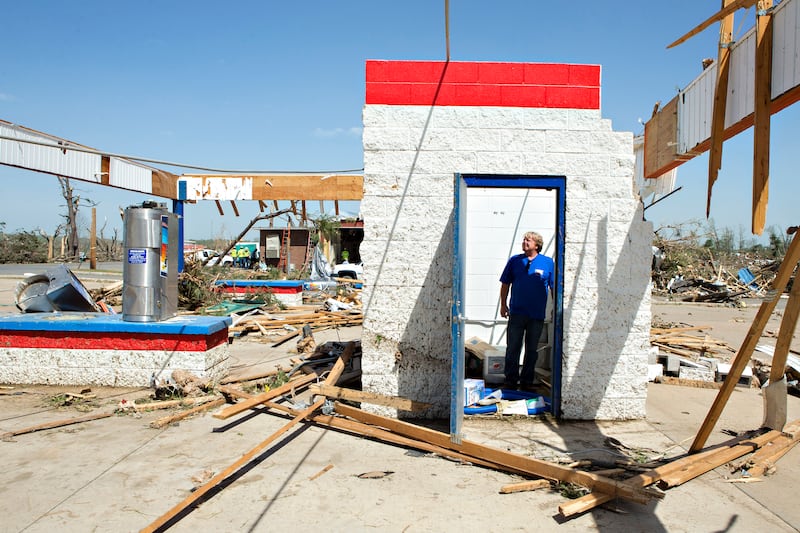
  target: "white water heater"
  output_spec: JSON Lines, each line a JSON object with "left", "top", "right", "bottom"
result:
{"left": 122, "top": 201, "right": 178, "bottom": 322}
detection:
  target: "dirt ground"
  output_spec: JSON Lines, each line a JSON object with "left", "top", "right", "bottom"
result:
{"left": 2, "top": 272, "right": 800, "bottom": 532}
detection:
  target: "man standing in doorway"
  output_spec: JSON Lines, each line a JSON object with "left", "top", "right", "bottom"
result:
{"left": 499, "top": 231, "right": 554, "bottom": 391}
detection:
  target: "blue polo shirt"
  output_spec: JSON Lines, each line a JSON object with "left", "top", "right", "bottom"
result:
{"left": 500, "top": 253, "right": 554, "bottom": 319}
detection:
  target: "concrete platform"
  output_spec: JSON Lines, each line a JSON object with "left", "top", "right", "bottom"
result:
{"left": 0, "top": 313, "right": 231, "bottom": 386}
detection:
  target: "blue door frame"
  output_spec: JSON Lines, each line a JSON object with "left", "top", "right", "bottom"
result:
{"left": 451, "top": 174, "right": 565, "bottom": 440}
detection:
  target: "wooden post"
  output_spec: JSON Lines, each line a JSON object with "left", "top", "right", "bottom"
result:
{"left": 690, "top": 227, "right": 800, "bottom": 452}
{"left": 752, "top": 0, "right": 773, "bottom": 234}
{"left": 707, "top": 0, "right": 736, "bottom": 216}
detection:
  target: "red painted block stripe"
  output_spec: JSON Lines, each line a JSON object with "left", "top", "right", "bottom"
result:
{"left": 365, "top": 60, "right": 600, "bottom": 109}
{"left": 0, "top": 329, "right": 228, "bottom": 351}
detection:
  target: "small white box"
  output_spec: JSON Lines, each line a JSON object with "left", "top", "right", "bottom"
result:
{"left": 483, "top": 346, "right": 506, "bottom": 385}
{"left": 464, "top": 378, "right": 485, "bottom": 406}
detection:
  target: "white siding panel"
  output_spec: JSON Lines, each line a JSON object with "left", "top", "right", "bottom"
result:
{"left": 0, "top": 123, "right": 101, "bottom": 182}
{"left": 678, "top": 66, "right": 714, "bottom": 153}
{"left": 109, "top": 157, "right": 152, "bottom": 193}
{"left": 773, "top": 0, "right": 800, "bottom": 97}
{"left": 676, "top": 0, "right": 800, "bottom": 156}
{"left": 726, "top": 29, "right": 755, "bottom": 127}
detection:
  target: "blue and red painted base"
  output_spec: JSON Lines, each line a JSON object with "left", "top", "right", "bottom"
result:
{"left": 0, "top": 313, "right": 231, "bottom": 387}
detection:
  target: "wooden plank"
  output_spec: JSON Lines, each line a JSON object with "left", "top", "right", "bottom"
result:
{"left": 746, "top": 421, "right": 800, "bottom": 476}
{"left": 212, "top": 373, "right": 317, "bottom": 420}
{"left": 181, "top": 174, "right": 364, "bottom": 201}
{"left": 149, "top": 397, "right": 226, "bottom": 429}
{"left": 309, "top": 384, "right": 432, "bottom": 412}
{"left": 333, "top": 403, "right": 662, "bottom": 505}
{"left": 691, "top": 227, "right": 800, "bottom": 452}
{"left": 1, "top": 411, "right": 112, "bottom": 439}
{"left": 707, "top": 0, "right": 736, "bottom": 216}
{"left": 752, "top": 0, "right": 774, "bottom": 235}
{"left": 141, "top": 397, "right": 324, "bottom": 533}
{"left": 559, "top": 427, "right": 785, "bottom": 517}
{"left": 660, "top": 430, "right": 781, "bottom": 487}
{"left": 769, "top": 271, "right": 800, "bottom": 385}
{"left": 218, "top": 384, "right": 525, "bottom": 474}
{"left": 668, "top": 0, "right": 757, "bottom": 48}
{"left": 500, "top": 479, "right": 550, "bottom": 494}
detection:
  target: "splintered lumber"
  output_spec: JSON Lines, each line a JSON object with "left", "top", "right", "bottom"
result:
{"left": 1, "top": 411, "right": 113, "bottom": 439}
{"left": 309, "top": 384, "right": 432, "bottom": 412}
{"left": 752, "top": 0, "right": 774, "bottom": 235}
{"left": 218, "top": 385, "right": 535, "bottom": 475}
{"left": 213, "top": 373, "right": 317, "bottom": 420}
{"left": 149, "top": 397, "right": 226, "bottom": 429}
{"left": 658, "top": 429, "right": 781, "bottom": 488}
{"left": 744, "top": 420, "right": 800, "bottom": 476}
{"left": 140, "top": 397, "right": 325, "bottom": 533}
{"left": 333, "top": 402, "right": 661, "bottom": 505}
{"left": 559, "top": 428, "right": 782, "bottom": 518}
{"left": 691, "top": 228, "right": 800, "bottom": 453}
{"left": 500, "top": 479, "right": 550, "bottom": 494}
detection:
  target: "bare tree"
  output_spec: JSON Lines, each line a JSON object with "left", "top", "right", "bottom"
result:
{"left": 57, "top": 176, "right": 96, "bottom": 260}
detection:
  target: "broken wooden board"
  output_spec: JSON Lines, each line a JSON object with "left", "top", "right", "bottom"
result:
{"left": 309, "top": 384, "right": 432, "bottom": 412}
{"left": 333, "top": 402, "right": 662, "bottom": 505}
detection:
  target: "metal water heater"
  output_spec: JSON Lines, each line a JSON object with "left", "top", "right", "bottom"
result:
{"left": 122, "top": 201, "right": 178, "bottom": 322}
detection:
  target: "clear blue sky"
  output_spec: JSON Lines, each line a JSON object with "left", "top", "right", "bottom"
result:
{"left": 1, "top": 1, "right": 797, "bottom": 243}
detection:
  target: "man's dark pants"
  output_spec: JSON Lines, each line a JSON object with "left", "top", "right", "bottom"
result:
{"left": 504, "top": 314, "right": 544, "bottom": 388}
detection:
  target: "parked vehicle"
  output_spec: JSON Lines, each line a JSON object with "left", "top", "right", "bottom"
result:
{"left": 332, "top": 261, "right": 363, "bottom": 280}
{"left": 185, "top": 249, "right": 233, "bottom": 266}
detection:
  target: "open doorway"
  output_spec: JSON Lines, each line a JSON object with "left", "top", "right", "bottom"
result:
{"left": 451, "top": 174, "right": 565, "bottom": 441}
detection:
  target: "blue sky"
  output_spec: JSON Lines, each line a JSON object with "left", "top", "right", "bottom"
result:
{"left": 1, "top": 1, "right": 797, "bottom": 243}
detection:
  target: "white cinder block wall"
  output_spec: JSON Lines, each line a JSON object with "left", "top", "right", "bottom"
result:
{"left": 361, "top": 61, "right": 652, "bottom": 420}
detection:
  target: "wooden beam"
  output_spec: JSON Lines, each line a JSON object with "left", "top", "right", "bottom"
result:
{"left": 659, "top": 430, "right": 781, "bottom": 488}
{"left": 691, "top": 227, "right": 800, "bottom": 452}
{"left": 333, "top": 402, "right": 662, "bottom": 505}
{"left": 559, "top": 427, "right": 783, "bottom": 517}
{"left": 149, "top": 397, "right": 226, "bottom": 429}
{"left": 214, "top": 200, "right": 224, "bottom": 216}
{"left": 181, "top": 174, "right": 364, "bottom": 201}
{"left": 141, "top": 397, "right": 325, "bottom": 533}
{"left": 230, "top": 200, "right": 240, "bottom": 217}
{"left": 309, "top": 384, "right": 432, "bottom": 412}
{"left": 752, "top": 0, "right": 774, "bottom": 235}
{"left": 668, "top": 0, "right": 757, "bottom": 48}
{"left": 212, "top": 373, "right": 317, "bottom": 420}
{"left": 746, "top": 420, "right": 800, "bottom": 476}
{"left": 707, "top": 0, "right": 736, "bottom": 217}
{"left": 769, "top": 264, "right": 800, "bottom": 385}
{"left": 500, "top": 479, "right": 550, "bottom": 494}
{"left": 1, "top": 411, "right": 113, "bottom": 439}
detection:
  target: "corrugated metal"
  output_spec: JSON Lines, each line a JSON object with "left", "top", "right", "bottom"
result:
{"left": 109, "top": 157, "right": 152, "bottom": 193}
{"left": 0, "top": 123, "right": 101, "bottom": 181}
{"left": 677, "top": 0, "right": 800, "bottom": 155}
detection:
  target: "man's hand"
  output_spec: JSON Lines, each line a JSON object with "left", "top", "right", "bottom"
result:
{"left": 500, "top": 303, "right": 509, "bottom": 318}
